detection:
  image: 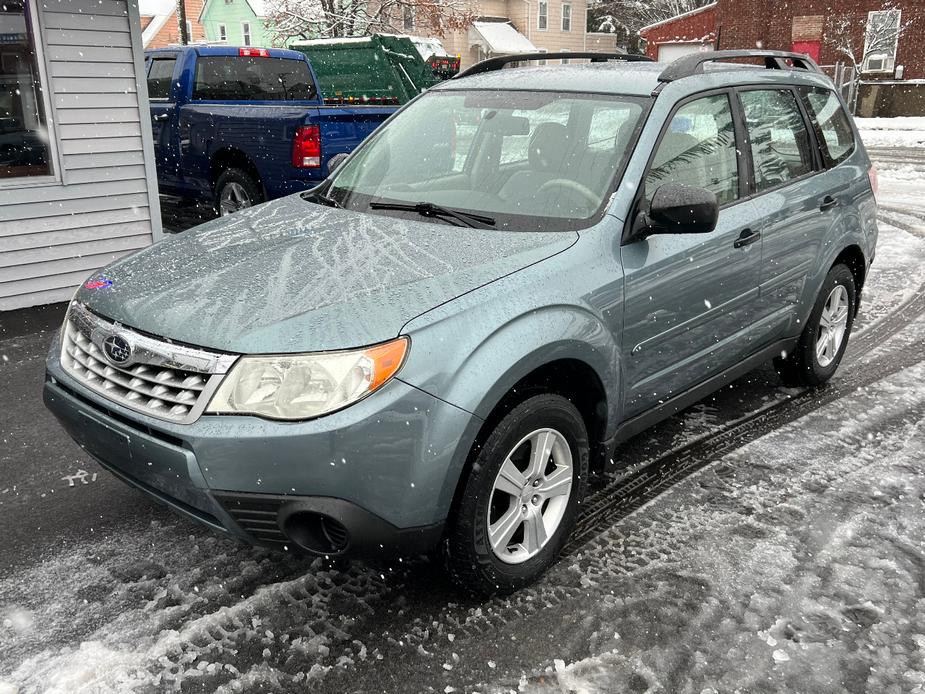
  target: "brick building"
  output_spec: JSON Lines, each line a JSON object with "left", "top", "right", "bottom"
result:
{"left": 140, "top": 0, "right": 206, "bottom": 49}
{"left": 639, "top": 0, "right": 925, "bottom": 115}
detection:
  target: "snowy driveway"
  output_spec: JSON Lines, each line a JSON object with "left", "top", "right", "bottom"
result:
{"left": 1, "top": 175, "right": 924, "bottom": 692}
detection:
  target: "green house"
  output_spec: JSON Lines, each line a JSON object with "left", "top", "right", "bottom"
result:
{"left": 199, "top": 0, "right": 270, "bottom": 47}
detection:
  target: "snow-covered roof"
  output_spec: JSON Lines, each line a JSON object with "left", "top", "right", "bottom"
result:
{"left": 290, "top": 36, "right": 374, "bottom": 46}
{"left": 638, "top": 2, "right": 717, "bottom": 36}
{"left": 139, "top": 0, "right": 175, "bottom": 48}
{"left": 468, "top": 21, "right": 537, "bottom": 55}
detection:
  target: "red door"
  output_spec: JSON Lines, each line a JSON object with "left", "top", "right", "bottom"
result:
{"left": 792, "top": 41, "right": 821, "bottom": 62}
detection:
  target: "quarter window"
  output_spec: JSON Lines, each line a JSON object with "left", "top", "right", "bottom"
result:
{"left": 646, "top": 94, "right": 739, "bottom": 207}
{"left": 800, "top": 87, "right": 855, "bottom": 168}
{"left": 538, "top": 0, "right": 548, "bottom": 30}
{"left": 0, "top": 0, "right": 51, "bottom": 179}
{"left": 147, "top": 56, "right": 176, "bottom": 100}
{"left": 739, "top": 89, "right": 814, "bottom": 193}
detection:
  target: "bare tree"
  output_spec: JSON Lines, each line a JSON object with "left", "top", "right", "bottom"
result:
{"left": 825, "top": 2, "right": 913, "bottom": 108}
{"left": 266, "top": 0, "right": 476, "bottom": 44}
{"left": 591, "top": 0, "right": 712, "bottom": 51}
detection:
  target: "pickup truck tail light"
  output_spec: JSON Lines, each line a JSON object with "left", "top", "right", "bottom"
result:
{"left": 240, "top": 48, "right": 270, "bottom": 57}
{"left": 292, "top": 125, "right": 321, "bottom": 168}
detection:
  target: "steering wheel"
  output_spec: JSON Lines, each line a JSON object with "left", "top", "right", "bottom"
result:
{"left": 536, "top": 178, "right": 599, "bottom": 208}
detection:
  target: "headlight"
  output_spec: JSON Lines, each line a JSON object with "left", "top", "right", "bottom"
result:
{"left": 206, "top": 337, "right": 409, "bottom": 420}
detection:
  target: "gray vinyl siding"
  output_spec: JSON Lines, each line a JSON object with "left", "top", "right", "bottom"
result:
{"left": 0, "top": 0, "right": 162, "bottom": 312}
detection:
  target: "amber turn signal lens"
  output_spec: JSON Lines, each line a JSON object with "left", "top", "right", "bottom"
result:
{"left": 366, "top": 337, "right": 409, "bottom": 391}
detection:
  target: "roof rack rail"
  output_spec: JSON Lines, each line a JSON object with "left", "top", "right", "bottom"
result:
{"left": 658, "top": 49, "right": 821, "bottom": 83}
{"left": 455, "top": 52, "right": 653, "bottom": 79}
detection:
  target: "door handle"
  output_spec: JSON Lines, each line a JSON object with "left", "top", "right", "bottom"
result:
{"left": 152, "top": 113, "right": 169, "bottom": 122}
{"left": 819, "top": 195, "right": 839, "bottom": 211}
{"left": 734, "top": 228, "right": 761, "bottom": 249}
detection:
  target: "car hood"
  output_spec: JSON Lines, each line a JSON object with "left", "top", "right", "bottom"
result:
{"left": 76, "top": 196, "right": 577, "bottom": 354}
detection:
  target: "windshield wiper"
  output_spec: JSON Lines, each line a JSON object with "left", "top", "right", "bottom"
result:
{"left": 301, "top": 191, "right": 343, "bottom": 209}
{"left": 369, "top": 201, "right": 495, "bottom": 228}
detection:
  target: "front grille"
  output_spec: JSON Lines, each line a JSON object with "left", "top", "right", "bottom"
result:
{"left": 60, "top": 302, "right": 237, "bottom": 424}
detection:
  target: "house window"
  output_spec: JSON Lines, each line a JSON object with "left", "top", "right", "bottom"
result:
{"left": 538, "top": 0, "right": 547, "bottom": 30}
{"left": 242, "top": 22, "right": 252, "bottom": 46}
{"left": 863, "top": 9, "right": 901, "bottom": 73}
{"left": 537, "top": 48, "right": 547, "bottom": 66}
{"left": 561, "top": 2, "right": 571, "bottom": 31}
{"left": 185, "top": 20, "right": 193, "bottom": 40}
{"left": 403, "top": 6, "right": 414, "bottom": 30}
{"left": 0, "top": 0, "right": 51, "bottom": 179}
{"left": 561, "top": 57, "right": 570, "bottom": 64}
{"left": 218, "top": 23, "right": 228, "bottom": 41}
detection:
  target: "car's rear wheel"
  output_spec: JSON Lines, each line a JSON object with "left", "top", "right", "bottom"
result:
{"left": 214, "top": 167, "right": 262, "bottom": 216}
{"left": 443, "top": 394, "right": 589, "bottom": 595}
{"left": 775, "top": 263, "right": 856, "bottom": 387}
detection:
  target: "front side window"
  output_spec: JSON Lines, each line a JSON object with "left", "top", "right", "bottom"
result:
{"left": 325, "top": 90, "right": 647, "bottom": 231}
{"left": 801, "top": 87, "right": 855, "bottom": 168}
{"left": 739, "top": 89, "right": 814, "bottom": 193}
{"left": 0, "top": 0, "right": 51, "bottom": 179}
{"left": 863, "top": 9, "right": 901, "bottom": 72}
{"left": 192, "top": 57, "right": 316, "bottom": 101}
{"left": 562, "top": 2, "right": 571, "bottom": 31}
{"left": 538, "top": 0, "right": 548, "bottom": 30}
{"left": 147, "top": 56, "right": 177, "bottom": 100}
{"left": 645, "top": 94, "right": 739, "bottom": 207}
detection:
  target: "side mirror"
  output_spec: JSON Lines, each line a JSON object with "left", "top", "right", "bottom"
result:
{"left": 627, "top": 183, "right": 719, "bottom": 243}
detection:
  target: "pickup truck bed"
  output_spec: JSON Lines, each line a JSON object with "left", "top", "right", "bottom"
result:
{"left": 145, "top": 46, "right": 397, "bottom": 215}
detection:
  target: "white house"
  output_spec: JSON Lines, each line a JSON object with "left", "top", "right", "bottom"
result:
{"left": 0, "top": 0, "right": 162, "bottom": 312}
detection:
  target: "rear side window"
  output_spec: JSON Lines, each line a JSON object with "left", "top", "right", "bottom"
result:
{"left": 192, "top": 57, "right": 316, "bottom": 101}
{"left": 739, "top": 89, "right": 814, "bottom": 193}
{"left": 645, "top": 94, "right": 739, "bottom": 207}
{"left": 147, "top": 57, "right": 177, "bottom": 100}
{"left": 801, "top": 88, "right": 855, "bottom": 168}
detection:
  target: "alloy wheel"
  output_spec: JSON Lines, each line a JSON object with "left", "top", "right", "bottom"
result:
{"left": 219, "top": 182, "right": 252, "bottom": 216}
{"left": 816, "top": 284, "right": 850, "bottom": 368}
{"left": 486, "top": 428, "right": 574, "bottom": 564}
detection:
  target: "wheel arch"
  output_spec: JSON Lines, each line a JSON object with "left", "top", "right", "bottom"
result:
{"left": 210, "top": 147, "right": 265, "bottom": 196}
{"left": 831, "top": 243, "right": 867, "bottom": 314}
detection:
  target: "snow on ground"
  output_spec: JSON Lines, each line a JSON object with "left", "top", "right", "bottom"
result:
{"left": 856, "top": 117, "right": 925, "bottom": 148}
{"left": 490, "top": 350, "right": 925, "bottom": 694}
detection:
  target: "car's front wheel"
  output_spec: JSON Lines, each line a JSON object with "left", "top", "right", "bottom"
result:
{"left": 775, "top": 263, "right": 857, "bottom": 387}
{"left": 444, "top": 394, "right": 589, "bottom": 595}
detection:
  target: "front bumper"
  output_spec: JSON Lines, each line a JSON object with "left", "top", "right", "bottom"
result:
{"left": 44, "top": 343, "right": 477, "bottom": 556}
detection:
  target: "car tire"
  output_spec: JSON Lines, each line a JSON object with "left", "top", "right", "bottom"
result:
{"left": 775, "top": 263, "right": 856, "bottom": 387}
{"left": 443, "top": 394, "right": 589, "bottom": 596}
{"left": 214, "top": 167, "right": 263, "bottom": 216}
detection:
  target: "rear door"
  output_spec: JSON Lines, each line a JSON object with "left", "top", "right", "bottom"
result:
{"left": 146, "top": 53, "right": 180, "bottom": 188}
{"left": 735, "top": 86, "right": 827, "bottom": 342}
{"left": 621, "top": 91, "right": 761, "bottom": 418}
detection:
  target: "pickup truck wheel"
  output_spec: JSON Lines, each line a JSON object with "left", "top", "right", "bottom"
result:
{"left": 774, "top": 263, "right": 856, "bottom": 387}
{"left": 443, "top": 394, "right": 589, "bottom": 596}
{"left": 214, "top": 168, "right": 262, "bottom": 216}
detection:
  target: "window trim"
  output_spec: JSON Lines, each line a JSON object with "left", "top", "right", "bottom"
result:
{"left": 0, "top": 0, "right": 61, "bottom": 188}
{"left": 537, "top": 0, "right": 548, "bottom": 30}
{"left": 733, "top": 84, "right": 821, "bottom": 199}
{"left": 862, "top": 9, "right": 901, "bottom": 74}
{"left": 561, "top": 2, "right": 572, "bottom": 31}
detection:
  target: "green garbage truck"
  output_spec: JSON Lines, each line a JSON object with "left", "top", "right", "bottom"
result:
{"left": 290, "top": 34, "right": 460, "bottom": 106}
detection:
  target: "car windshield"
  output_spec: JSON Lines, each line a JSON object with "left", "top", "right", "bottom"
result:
{"left": 322, "top": 89, "right": 648, "bottom": 232}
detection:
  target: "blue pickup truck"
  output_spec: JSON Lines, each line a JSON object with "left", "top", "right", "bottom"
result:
{"left": 144, "top": 46, "right": 398, "bottom": 215}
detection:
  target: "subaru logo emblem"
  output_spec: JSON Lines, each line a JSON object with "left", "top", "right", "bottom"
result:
{"left": 103, "top": 335, "right": 132, "bottom": 365}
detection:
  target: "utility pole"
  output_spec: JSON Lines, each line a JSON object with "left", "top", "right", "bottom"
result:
{"left": 177, "top": 0, "right": 189, "bottom": 44}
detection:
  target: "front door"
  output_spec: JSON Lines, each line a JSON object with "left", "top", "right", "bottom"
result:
{"left": 621, "top": 92, "right": 762, "bottom": 418}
